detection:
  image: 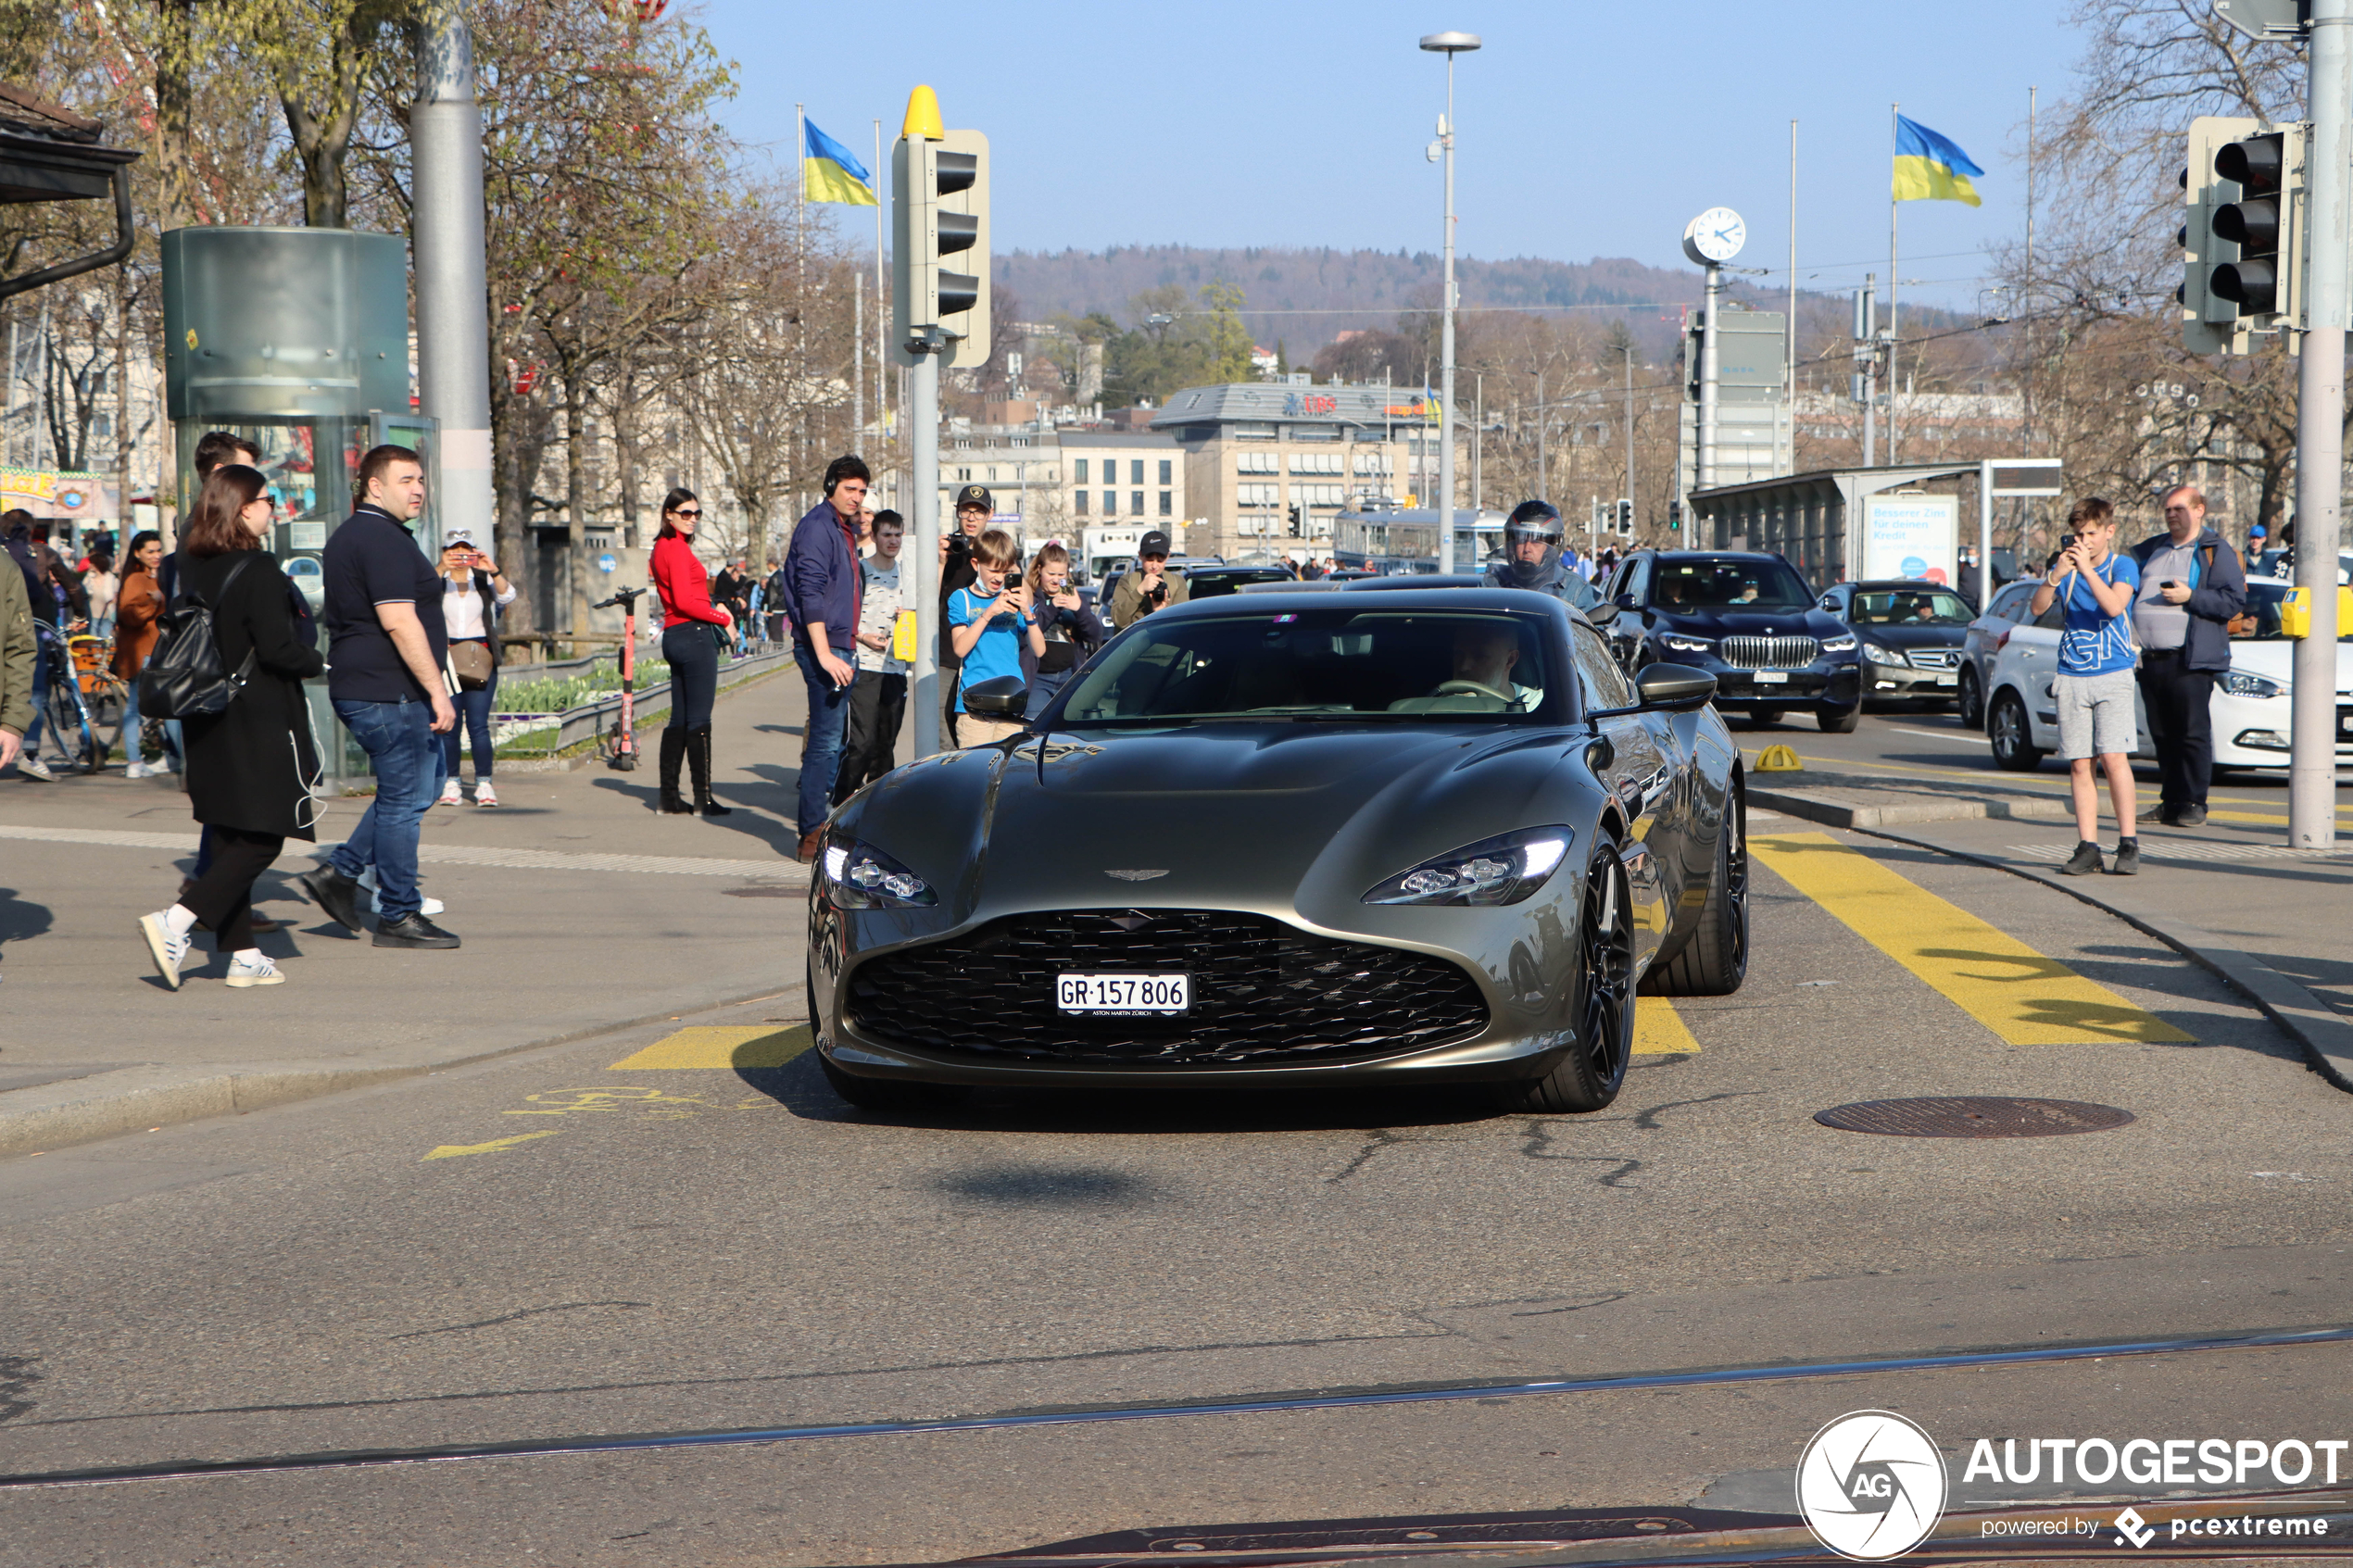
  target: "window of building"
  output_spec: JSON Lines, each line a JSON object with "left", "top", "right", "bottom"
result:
{"left": 987, "top": 467, "right": 998, "bottom": 482}
{"left": 1236, "top": 451, "right": 1278, "bottom": 474}
{"left": 1233, "top": 421, "right": 1277, "bottom": 440}
{"left": 1131, "top": 491, "right": 1144, "bottom": 515}
{"left": 1158, "top": 459, "right": 1173, "bottom": 484}
{"left": 1076, "top": 491, "right": 1088, "bottom": 515}
{"left": 1130, "top": 459, "right": 1144, "bottom": 484}
{"left": 957, "top": 467, "right": 972, "bottom": 482}
{"left": 1237, "top": 483, "right": 1280, "bottom": 506}
{"left": 1159, "top": 490, "right": 1172, "bottom": 516}
{"left": 1103, "top": 492, "right": 1117, "bottom": 516}
{"left": 1075, "top": 458, "right": 1088, "bottom": 483}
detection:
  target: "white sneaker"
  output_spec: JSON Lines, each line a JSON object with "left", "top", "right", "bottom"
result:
{"left": 356, "top": 868, "right": 445, "bottom": 918}
{"left": 225, "top": 953, "right": 286, "bottom": 988}
{"left": 124, "top": 760, "right": 156, "bottom": 779}
{"left": 17, "top": 754, "right": 55, "bottom": 782}
{"left": 472, "top": 781, "right": 498, "bottom": 807}
{"left": 436, "top": 778, "right": 462, "bottom": 806}
{"left": 139, "top": 910, "right": 191, "bottom": 990}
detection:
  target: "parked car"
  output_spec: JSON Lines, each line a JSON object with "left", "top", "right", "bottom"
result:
{"left": 1980, "top": 577, "right": 2353, "bottom": 776}
{"left": 1595, "top": 550, "right": 1862, "bottom": 732}
{"left": 1817, "top": 580, "right": 1974, "bottom": 710}
{"left": 1957, "top": 578, "right": 2045, "bottom": 728}
{"left": 1183, "top": 564, "right": 1302, "bottom": 599}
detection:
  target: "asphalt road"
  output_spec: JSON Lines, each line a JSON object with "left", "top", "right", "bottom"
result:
{"left": 3, "top": 783, "right": 2349, "bottom": 1566}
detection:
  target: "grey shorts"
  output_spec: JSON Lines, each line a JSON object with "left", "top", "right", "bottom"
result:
{"left": 2055, "top": 669, "right": 2137, "bottom": 759}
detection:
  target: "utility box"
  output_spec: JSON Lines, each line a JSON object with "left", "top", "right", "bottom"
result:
{"left": 161, "top": 227, "right": 409, "bottom": 421}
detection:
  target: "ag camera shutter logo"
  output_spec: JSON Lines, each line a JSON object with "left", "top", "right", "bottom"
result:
{"left": 1797, "top": 1410, "right": 1949, "bottom": 1561}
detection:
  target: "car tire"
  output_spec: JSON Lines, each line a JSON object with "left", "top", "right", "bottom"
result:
{"left": 810, "top": 960, "right": 970, "bottom": 1114}
{"left": 1642, "top": 781, "right": 1748, "bottom": 998}
{"left": 1989, "top": 691, "right": 2044, "bottom": 771}
{"left": 1957, "top": 666, "right": 1984, "bottom": 730}
{"left": 1817, "top": 704, "right": 1859, "bottom": 734}
{"left": 1748, "top": 708, "right": 1782, "bottom": 727}
{"left": 1500, "top": 844, "right": 1634, "bottom": 1113}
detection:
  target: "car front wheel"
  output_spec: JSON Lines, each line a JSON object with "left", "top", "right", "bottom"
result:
{"left": 1989, "top": 691, "right": 2044, "bottom": 771}
{"left": 1817, "top": 704, "right": 1859, "bottom": 734}
{"left": 1643, "top": 781, "right": 1748, "bottom": 998}
{"left": 1502, "top": 845, "right": 1634, "bottom": 1113}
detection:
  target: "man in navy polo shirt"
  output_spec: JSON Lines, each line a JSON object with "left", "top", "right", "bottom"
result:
{"left": 297, "top": 445, "right": 461, "bottom": 948}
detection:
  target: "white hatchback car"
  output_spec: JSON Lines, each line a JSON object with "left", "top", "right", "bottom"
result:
{"left": 1982, "top": 577, "right": 2353, "bottom": 775}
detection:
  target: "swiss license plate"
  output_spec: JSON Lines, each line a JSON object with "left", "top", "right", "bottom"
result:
{"left": 1935, "top": 673, "right": 1958, "bottom": 686}
{"left": 1056, "top": 972, "right": 1191, "bottom": 1014}
{"left": 1753, "top": 670, "right": 1790, "bottom": 685}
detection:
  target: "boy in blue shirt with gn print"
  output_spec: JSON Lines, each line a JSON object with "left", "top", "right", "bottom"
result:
{"left": 2028, "top": 496, "right": 2142, "bottom": 877}
{"left": 947, "top": 529, "right": 1044, "bottom": 747}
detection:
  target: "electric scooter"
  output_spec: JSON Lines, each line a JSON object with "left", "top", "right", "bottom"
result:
{"left": 592, "top": 585, "right": 648, "bottom": 771}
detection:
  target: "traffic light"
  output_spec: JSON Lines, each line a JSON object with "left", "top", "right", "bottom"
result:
{"left": 2181, "top": 115, "right": 2302, "bottom": 354}
{"left": 1667, "top": 499, "right": 1682, "bottom": 533}
{"left": 1614, "top": 498, "right": 1633, "bottom": 536}
{"left": 892, "top": 87, "right": 991, "bottom": 370}
{"left": 1287, "top": 504, "right": 1301, "bottom": 537}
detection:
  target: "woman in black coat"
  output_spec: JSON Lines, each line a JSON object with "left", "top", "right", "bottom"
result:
{"left": 137, "top": 465, "right": 324, "bottom": 990}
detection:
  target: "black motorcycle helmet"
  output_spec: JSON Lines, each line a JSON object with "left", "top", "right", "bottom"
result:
{"left": 1498, "top": 500, "right": 1566, "bottom": 589}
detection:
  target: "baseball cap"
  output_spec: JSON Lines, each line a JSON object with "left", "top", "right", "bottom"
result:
{"left": 441, "top": 527, "right": 476, "bottom": 548}
{"left": 1138, "top": 529, "right": 1172, "bottom": 558}
{"left": 954, "top": 483, "right": 993, "bottom": 512}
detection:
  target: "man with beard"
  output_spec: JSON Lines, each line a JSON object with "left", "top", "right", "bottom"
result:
{"left": 1482, "top": 500, "right": 1600, "bottom": 611}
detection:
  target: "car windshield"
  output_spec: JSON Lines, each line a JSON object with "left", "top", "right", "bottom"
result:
{"left": 1187, "top": 569, "right": 1295, "bottom": 599}
{"left": 1651, "top": 557, "right": 1813, "bottom": 609}
{"left": 1851, "top": 588, "right": 1971, "bottom": 625}
{"left": 1058, "top": 608, "right": 1556, "bottom": 723}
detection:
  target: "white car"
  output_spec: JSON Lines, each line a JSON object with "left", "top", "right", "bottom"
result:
{"left": 1982, "top": 577, "right": 2353, "bottom": 776}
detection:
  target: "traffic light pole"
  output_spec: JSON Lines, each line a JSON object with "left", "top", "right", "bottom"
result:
{"left": 2293, "top": 0, "right": 2349, "bottom": 850}
{"left": 909, "top": 339, "right": 942, "bottom": 759}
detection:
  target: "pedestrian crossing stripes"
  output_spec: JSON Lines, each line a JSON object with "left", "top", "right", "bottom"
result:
{"left": 1751, "top": 832, "right": 2194, "bottom": 1046}
{"left": 0, "top": 823, "right": 808, "bottom": 882}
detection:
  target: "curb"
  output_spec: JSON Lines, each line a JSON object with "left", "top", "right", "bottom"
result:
{"left": 1842, "top": 822, "right": 2353, "bottom": 1095}
{"left": 1749, "top": 784, "right": 2073, "bottom": 830}
{"left": 0, "top": 980, "right": 806, "bottom": 1160}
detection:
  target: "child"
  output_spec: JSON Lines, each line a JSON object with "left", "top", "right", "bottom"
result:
{"left": 2028, "top": 496, "right": 2142, "bottom": 876}
{"left": 946, "top": 529, "right": 1044, "bottom": 747}
{"left": 1019, "top": 542, "right": 1106, "bottom": 721}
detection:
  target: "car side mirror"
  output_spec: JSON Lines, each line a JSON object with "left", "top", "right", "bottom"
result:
{"left": 1613, "top": 591, "right": 1639, "bottom": 612}
{"left": 1633, "top": 662, "right": 1717, "bottom": 711}
{"left": 1585, "top": 599, "right": 1620, "bottom": 626}
{"left": 961, "top": 675, "right": 1030, "bottom": 721}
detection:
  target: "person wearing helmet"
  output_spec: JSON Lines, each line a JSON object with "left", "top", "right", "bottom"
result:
{"left": 1484, "top": 500, "right": 1599, "bottom": 610}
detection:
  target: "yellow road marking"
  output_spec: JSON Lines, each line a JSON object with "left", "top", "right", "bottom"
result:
{"left": 1633, "top": 997, "right": 1701, "bottom": 1055}
{"left": 1750, "top": 832, "right": 2194, "bottom": 1045}
{"left": 1741, "top": 746, "right": 2352, "bottom": 821}
{"left": 608, "top": 1025, "right": 814, "bottom": 1071}
{"left": 423, "top": 1131, "right": 560, "bottom": 1160}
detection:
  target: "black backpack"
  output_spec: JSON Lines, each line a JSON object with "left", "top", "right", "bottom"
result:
{"left": 140, "top": 555, "right": 258, "bottom": 719}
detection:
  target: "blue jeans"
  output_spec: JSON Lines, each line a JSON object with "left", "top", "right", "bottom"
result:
{"left": 121, "top": 668, "right": 143, "bottom": 764}
{"left": 797, "top": 649, "right": 853, "bottom": 836}
{"left": 1025, "top": 669, "right": 1073, "bottom": 721}
{"left": 22, "top": 632, "right": 45, "bottom": 748}
{"left": 440, "top": 670, "right": 497, "bottom": 781}
{"left": 328, "top": 696, "right": 445, "bottom": 922}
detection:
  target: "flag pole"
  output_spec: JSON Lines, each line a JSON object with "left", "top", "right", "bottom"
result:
{"left": 1888, "top": 101, "right": 1900, "bottom": 466}
{"left": 1786, "top": 118, "right": 1797, "bottom": 476}
{"left": 874, "top": 117, "right": 886, "bottom": 459}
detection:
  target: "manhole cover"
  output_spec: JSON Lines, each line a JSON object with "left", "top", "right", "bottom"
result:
{"left": 1815, "top": 1096, "right": 2135, "bottom": 1138}
{"left": 722, "top": 884, "right": 802, "bottom": 897}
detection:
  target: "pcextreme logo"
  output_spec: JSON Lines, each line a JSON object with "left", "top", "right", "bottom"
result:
{"left": 1796, "top": 1411, "right": 1951, "bottom": 1561}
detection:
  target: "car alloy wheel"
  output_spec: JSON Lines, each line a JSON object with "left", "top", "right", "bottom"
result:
{"left": 1957, "top": 666, "right": 1982, "bottom": 728}
{"left": 1989, "top": 691, "right": 2041, "bottom": 771}
{"left": 1575, "top": 853, "right": 1636, "bottom": 1096}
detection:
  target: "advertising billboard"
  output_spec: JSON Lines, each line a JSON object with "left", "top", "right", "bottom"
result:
{"left": 1861, "top": 494, "right": 1958, "bottom": 585}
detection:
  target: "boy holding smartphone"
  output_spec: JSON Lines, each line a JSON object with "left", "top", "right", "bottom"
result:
{"left": 947, "top": 530, "right": 1044, "bottom": 747}
{"left": 2029, "top": 496, "right": 2141, "bottom": 876}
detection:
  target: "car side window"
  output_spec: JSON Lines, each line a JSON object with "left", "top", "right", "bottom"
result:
{"left": 1623, "top": 557, "right": 1651, "bottom": 606}
{"left": 2033, "top": 594, "right": 2066, "bottom": 631}
{"left": 1570, "top": 623, "right": 1635, "bottom": 712}
{"left": 1993, "top": 583, "right": 2035, "bottom": 621}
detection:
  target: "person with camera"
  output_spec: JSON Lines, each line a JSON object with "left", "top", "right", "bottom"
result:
{"left": 2128, "top": 483, "right": 2246, "bottom": 829}
{"left": 136, "top": 465, "right": 324, "bottom": 990}
{"left": 948, "top": 530, "right": 1043, "bottom": 747}
{"left": 1108, "top": 530, "right": 1189, "bottom": 630}
{"left": 1020, "top": 541, "right": 1104, "bottom": 720}
{"left": 936, "top": 483, "right": 995, "bottom": 745}
{"left": 2029, "top": 497, "right": 2142, "bottom": 878}
{"left": 434, "top": 529, "right": 514, "bottom": 808}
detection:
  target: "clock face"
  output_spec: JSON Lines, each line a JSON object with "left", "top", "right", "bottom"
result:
{"left": 1683, "top": 207, "right": 1746, "bottom": 264}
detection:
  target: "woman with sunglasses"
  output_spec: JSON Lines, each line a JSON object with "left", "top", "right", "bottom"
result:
{"left": 648, "top": 487, "right": 732, "bottom": 816}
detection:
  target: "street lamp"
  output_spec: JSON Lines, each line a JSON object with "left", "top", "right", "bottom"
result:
{"left": 1419, "top": 30, "right": 1478, "bottom": 573}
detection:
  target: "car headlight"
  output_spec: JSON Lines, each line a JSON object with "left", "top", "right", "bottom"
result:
{"left": 2220, "top": 669, "right": 2284, "bottom": 699}
{"left": 822, "top": 836, "right": 939, "bottom": 908}
{"left": 1861, "top": 641, "right": 1908, "bottom": 667}
{"left": 1659, "top": 633, "right": 1713, "bottom": 655}
{"left": 1819, "top": 633, "right": 1857, "bottom": 654}
{"left": 1364, "top": 826, "right": 1576, "bottom": 908}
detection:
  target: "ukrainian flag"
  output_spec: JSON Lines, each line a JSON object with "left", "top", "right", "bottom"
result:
{"left": 803, "top": 119, "right": 876, "bottom": 207}
{"left": 1892, "top": 115, "right": 1983, "bottom": 207}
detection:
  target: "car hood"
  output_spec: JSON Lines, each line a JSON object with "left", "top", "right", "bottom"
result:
{"left": 839, "top": 724, "right": 1596, "bottom": 925}
{"left": 2222, "top": 639, "right": 2353, "bottom": 689}
{"left": 1653, "top": 608, "right": 1841, "bottom": 639}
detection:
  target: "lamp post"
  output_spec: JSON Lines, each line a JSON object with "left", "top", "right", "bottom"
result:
{"left": 1420, "top": 30, "right": 1478, "bottom": 574}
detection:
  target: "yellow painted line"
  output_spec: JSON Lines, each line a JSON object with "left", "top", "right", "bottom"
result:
{"left": 1740, "top": 746, "right": 2353, "bottom": 818}
{"left": 609, "top": 1025, "right": 813, "bottom": 1071}
{"left": 423, "top": 1131, "right": 560, "bottom": 1161}
{"left": 1750, "top": 832, "right": 2194, "bottom": 1045}
{"left": 1633, "top": 997, "right": 1701, "bottom": 1054}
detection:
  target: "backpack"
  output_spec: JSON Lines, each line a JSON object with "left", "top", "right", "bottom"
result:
{"left": 139, "top": 555, "right": 259, "bottom": 718}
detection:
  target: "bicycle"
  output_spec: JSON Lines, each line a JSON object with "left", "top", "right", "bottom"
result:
{"left": 28, "top": 621, "right": 109, "bottom": 774}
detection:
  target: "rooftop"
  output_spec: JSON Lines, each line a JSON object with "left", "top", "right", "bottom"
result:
{"left": 1149, "top": 383, "right": 1441, "bottom": 432}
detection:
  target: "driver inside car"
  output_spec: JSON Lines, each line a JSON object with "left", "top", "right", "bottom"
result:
{"left": 1390, "top": 622, "right": 1541, "bottom": 713}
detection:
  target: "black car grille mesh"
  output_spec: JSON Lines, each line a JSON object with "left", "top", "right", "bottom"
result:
{"left": 847, "top": 909, "right": 1490, "bottom": 1065}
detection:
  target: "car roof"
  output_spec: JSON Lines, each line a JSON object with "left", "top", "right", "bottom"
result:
{"left": 1640, "top": 550, "right": 1782, "bottom": 563}
{"left": 1189, "top": 564, "right": 1296, "bottom": 579}
{"left": 1151, "top": 584, "right": 1574, "bottom": 621}
{"left": 1340, "top": 572, "right": 1491, "bottom": 591}
{"left": 1846, "top": 579, "right": 1957, "bottom": 591}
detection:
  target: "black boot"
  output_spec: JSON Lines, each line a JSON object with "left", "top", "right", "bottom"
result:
{"left": 688, "top": 725, "right": 731, "bottom": 815}
{"left": 657, "top": 728, "right": 692, "bottom": 813}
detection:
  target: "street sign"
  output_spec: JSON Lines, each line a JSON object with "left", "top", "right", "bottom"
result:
{"left": 2213, "top": 0, "right": 2309, "bottom": 40}
{"left": 597, "top": 552, "right": 617, "bottom": 573}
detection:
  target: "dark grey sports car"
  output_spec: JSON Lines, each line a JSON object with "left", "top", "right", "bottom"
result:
{"left": 807, "top": 588, "right": 1749, "bottom": 1115}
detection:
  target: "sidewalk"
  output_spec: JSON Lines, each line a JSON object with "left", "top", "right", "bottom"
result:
{"left": 1745, "top": 749, "right": 2353, "bottom": 1092}
{"left": 0, "top": 659, "right": 827, "bottom": 1155}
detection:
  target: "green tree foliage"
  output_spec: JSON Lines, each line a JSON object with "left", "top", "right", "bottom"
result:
{"left": 1095, "top": 280, "right": 1254, "bottom": 407}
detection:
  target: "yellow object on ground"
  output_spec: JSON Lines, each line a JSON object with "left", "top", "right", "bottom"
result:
{"left": 423, "top": 1131, "right": 560, "bottom": 1160}
{"left": 1751, "top": 833, "right": 2194, "bottom": 1045}
{"left": 1633, "top": 997, "right": 1702, "bottom": 1054}
{"left": 1755, "top": 744, "right": 1803, "bottom": 772}
{"left": 609, "top": 1025, "right": 814, "bottom": 1071}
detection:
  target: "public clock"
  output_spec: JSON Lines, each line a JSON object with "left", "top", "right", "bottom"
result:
{"left": 1681, "top": 207, "right": 1746, "bottom": 266}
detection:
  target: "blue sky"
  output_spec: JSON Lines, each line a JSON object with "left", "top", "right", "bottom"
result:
{"left": 691, "top": 0, "right": 2082, "bottom": 316}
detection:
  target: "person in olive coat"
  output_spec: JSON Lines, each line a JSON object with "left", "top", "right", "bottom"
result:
{"left": 136, "top": 465, "right": 324, "bottom": 990}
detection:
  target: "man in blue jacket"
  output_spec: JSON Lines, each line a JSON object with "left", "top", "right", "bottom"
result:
{"left": 2130, "top": 483, "right": 2246, "bottom": 828}
{"left": 784, "top": 455, "right": 868, "bottom": 861}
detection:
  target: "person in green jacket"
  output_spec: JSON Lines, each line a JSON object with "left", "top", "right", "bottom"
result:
{"left": 0, "top": 541, "right": 31, "bottom": 772}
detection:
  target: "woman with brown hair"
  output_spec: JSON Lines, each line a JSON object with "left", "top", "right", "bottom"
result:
{"left": 648, "top": 486, "right": 732, "bottom": 816}
{"left": 111, "top": 529, "right": 168, "bottom": 778}
{"left": 135, "top": 466, "right": 324, "bottom": 990}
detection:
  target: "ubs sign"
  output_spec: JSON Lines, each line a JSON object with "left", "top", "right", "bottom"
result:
{"left": 1283, "top": 393, "right": 1338, "bottom": 417}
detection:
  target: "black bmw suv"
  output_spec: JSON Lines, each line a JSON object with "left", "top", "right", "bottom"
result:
{"left": 1595, "top": 550, "right": 1863, "bottom": 731}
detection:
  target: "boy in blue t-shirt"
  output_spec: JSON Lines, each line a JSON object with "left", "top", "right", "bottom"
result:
{"left": 2028, "top": 496, "right": 2142, "bottom": 876}
{"left": 947, "top": 529, "right": 1045, "bottom": 747}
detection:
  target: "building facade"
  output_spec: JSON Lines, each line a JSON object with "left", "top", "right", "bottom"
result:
{"left": 1147, "top": 380, "right": 1424, "bottom": 562}
{"left": 930, "top": 423, "right": 1186, "bottom": 550}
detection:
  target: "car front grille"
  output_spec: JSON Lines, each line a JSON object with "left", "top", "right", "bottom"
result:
{"left": 1906, "top": 648, "right": 1960, "bottom": 670}
{"left": 1718, "top": 634, "right": 1819, "bottom": 670}
{"left": 847, "top": 909, "right": 1490, "bottom": 1065}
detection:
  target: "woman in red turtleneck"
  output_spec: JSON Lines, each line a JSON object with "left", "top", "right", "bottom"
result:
{"left": 648, "top": 487, "right": 733, "bottom": 817}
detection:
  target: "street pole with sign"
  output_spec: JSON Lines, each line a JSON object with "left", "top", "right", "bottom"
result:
{"left": 1682, "top": 208, "right": 1744, "bottom": 498}
{"left": 1421, "top": 32, "right": 1478, "bottom": 574}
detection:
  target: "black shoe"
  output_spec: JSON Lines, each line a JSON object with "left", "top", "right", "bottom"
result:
{"left": 2059, "top": 839, "right": 2104, "bottom": 876}
{"left": 657, "top": 727, "right": 692, "bottom": 813}
{"left": 2109, "top": 838, "right": 2141, "bottom": 875}
{"left": 2178, "top": 803, "right": 2208, "bottom": 827}
{"left": 298, "top": 864, "right": 364, "bottom": 932}
{"left": 2135, "top": 803, "right": 2175, "bottom": 825}
{"left": 372, "top": 912, "right": 461, "bottom": 949}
